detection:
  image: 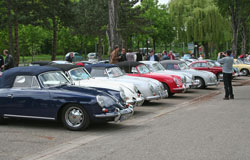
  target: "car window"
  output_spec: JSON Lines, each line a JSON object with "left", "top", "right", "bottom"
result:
{"left": 39, "top": 71, "right": 70, "bottom": 87}
{"left": 152, "top": 63, "right": 165, "bottom": 71}
{"left": 137, "top": 64, "right": 150, "bottom": 74}
{"left": 90, "top": 68, "right": 108, "bottom": 77}
{"left": 166, "top": 64, "right": 180, "bottom": 70}
{"left": 106, "top": 67, "right": 124, "bottom": 77}
{"left": 200, "top": 63, "right": 208, "bottom": 67}
{"left": 13, "top": 76, "right": 40, "bottom": 88}
{"left": 69, "top": 68, "right": 91, "bottom": 81}
{"left": 191, "top": 63, "right": 200, "bottom": 67}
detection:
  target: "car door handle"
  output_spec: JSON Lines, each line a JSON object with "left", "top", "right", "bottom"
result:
{"left": 7, "top": 94, "right": 13, "bottom": 98}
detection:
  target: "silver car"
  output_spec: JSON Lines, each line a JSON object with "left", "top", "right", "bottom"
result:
{"left": 160, "top": 60, "right": 219, "bottom": 89}
{"left": 86, "top": 64, "right": 168, "bottom": 101}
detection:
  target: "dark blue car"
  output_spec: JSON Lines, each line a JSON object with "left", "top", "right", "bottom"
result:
{"left": 0, "top": 66, "right": 133, "bottom": 131}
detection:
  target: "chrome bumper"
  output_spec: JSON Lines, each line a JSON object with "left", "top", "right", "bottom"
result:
{"left": 206, "top": 81, "right": 219, "bottom": 86}
{"left": 94, "top": 106, "right": 134, "bottom": 122}
{"left": 127, "top": 97, "right": 145, "bottom": 106}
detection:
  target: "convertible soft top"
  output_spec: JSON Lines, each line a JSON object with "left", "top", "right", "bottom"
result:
{"left": 84, "top": 63, "right": 117, "bottom": 73}
{"left": 117, "top": 61, "right": 144, "bottom": 73}
{"left": 49, "top": 64, "right": 82, "bottom": 72}
{"left": 0, "top": 66, "right": 60, "bottom": 88}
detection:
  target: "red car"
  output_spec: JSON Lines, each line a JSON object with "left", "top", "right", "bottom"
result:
{"left": 189, "top": 60, "right": 223, "bottom": 80}
{"left": 117, "top": 61, "right": 184, "bottom": 97}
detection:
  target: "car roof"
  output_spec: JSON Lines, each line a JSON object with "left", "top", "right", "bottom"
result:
{"left": 30, "top": 61, "right": 50, "bottom": 66}
{"left": 49, "top": 64, "right": 83, "bottom": 72}
{"left": 160, "top": 60, "right": 183, "bottom": 64}
{"left": 84, "top": 63, "right": 117, "bottom": 73}
{"left": 0, "top": 66, "right": 61, "bottom": 88}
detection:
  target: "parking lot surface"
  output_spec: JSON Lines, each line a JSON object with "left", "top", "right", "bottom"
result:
{"left": 1, "top": 76, "right": 250, "bottom": 160}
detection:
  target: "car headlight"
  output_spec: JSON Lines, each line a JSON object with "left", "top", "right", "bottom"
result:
{"left": 119, "top": 88, "right": 127, "bottom": 102}
{"left": 96, "top": 95, "right": 115, "bottom": 108}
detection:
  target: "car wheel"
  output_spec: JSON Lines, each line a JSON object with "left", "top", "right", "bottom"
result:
{"left": 241, "top": 69, "right": 249, "bottom": 76}
{"left": 62, "top": 104, "right": 90, "bottom": 131}
{"left": 195, "top": 77, "right": 205, "bottom": 89}
{"left": 162, "top": 83, "right": 173, "bottom": 97}
{"left": 217, "top": 72, "right": 223, "bottom": 81}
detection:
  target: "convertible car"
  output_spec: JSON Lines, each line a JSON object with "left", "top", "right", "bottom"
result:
{"left": 85, "top": 64, "right": 168, "bottom": 101}
{"left": 117, "top": 62, "right": 184, "bottom": 97}
{"left": 49, "top": 64, "right": 144, "bottom": 106}
{"left": 0, "top": 66, "right": 133, "bottom": 131}
{"left": 160, "top": 60, "right": 219, "bottom": 89}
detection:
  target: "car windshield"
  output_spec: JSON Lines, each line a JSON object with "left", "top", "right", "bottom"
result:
{"left": 137, "top": 64, "right": 150, "bottom": 74}
{"left": 179, "top": 62, "right": 190, "bottom": 70}
{"left": 39, "top": 71, "right": 70, "bottom": 87}
{"left": 210, "top": 61, "right": 221, "bottom": 67}
{"left": 69, "top": 68, "right": 91, "bottom": 81}
{"left": 152, "top": 63, "right": 165, "bottom": 72}
{"left": 106, "top": 67, "right": 124, "bottom": 78}
{"left": 208, "top": 62, "right": 215, "bottom": 67}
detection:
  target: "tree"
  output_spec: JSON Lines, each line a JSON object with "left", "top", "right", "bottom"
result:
{"left": 214, "top": 0, "right": 249, "bottom": 56}
{"left": 169, "top": 0, "right": 230, "bottom": 58}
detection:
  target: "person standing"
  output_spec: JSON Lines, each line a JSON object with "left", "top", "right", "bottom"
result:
{"left": 119, "top": 48, "right": 127, "bottom": 62}
{"left": 168, "top": 51, "right": 175, "bottom": 60}
{"left": 110, "top": 45, "right": 120, "bottom": 64}
{"left": 66, "top": 52, "right": 74, "bottom": 63}
{"left": 126, "top": 49, "right": 136, "bottom": 62}
{"left": 0, "top": 53, "right": 4, "bottom": 71}
{"left": 217, "top": 50, "right": 234, "bottom": 100}
{"left": 162, "top": 50, "right": 169, "bottom": 60}
{"left": 146, "top": 49, "right": 159, "bottom": 61}
{"left": 1, "top": 49, "right": 14, "bottom": 70}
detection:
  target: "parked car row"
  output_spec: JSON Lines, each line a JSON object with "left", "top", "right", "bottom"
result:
{"left": 1, "top": 58, "right": 247, "bottom": 131}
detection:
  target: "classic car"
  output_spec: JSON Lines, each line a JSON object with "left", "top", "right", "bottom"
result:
{"left": 0, "top": 66, "right": 133, "bottom": 131}
{"left": 233, "top": 59, "right": 250, "bottom": 76}
{"left": 208, "top": 60, "right": 239, "bottom": 78}
{"left": 117, "top": 61, "right": 184, "bottom": 97}
{"left": 30, "top": 61, "right": 72, "bottom": 66}
{"left": 85, "top": 64, "right": 168, "bottom": 101}
{"left": 65, "top": 52, "right": 83, "bottom": 62}
{"left": 188, "top": 60, "right": 223, "bottom": 80}
{"left": 140, "top": 61, "right": 199, "bottom": 89}
{"left": 160, "top": 60, "right": 219, "bottom": 89}
{"left": 49, "top": 64, "right": 144, "bottom": 106}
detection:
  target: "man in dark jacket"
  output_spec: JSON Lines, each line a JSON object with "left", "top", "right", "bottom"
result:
{"left": 1, "top": 49, "right": 14, "bottom": 70}
{"left": 146, "top": 49, "right": 159, "bottom": 61}
{"left": 0, "top": 53, "right": 4, "bottom": 71}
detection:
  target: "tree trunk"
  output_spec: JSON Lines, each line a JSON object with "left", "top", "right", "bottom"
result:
{"left": 108, "top": 0, "right": 121, "bottom": 51}
{"left": 202, "top": 42, "right": 209, "bottom": 59}
{"left": 7, "top": 0, "right": 14, "bottom": 56}
{"left": 230, "top": 0, "right": 240, "bottom": 57}
{"left": 51, "top": 17, "right": 57, "bottom": 61}
{"left": 14, "top": 10, "right": 20, "bottom": 67}
{"left": 98, "top": 35, "right": 102, "bottom": 61}
{"left": 241, "top": 23, "right": 247, "bottom": 55}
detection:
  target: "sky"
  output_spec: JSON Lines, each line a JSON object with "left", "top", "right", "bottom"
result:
{"left": 158, "top": 0, "right": 171, "bottom": 4}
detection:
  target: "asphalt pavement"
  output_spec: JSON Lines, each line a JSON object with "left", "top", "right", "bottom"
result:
{"left": 1, "top": 76, "right": 250, "bottom": 160}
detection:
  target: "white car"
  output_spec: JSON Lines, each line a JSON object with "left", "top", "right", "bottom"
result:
{"left": 50, "top": 64, "right": 144, "bottom": 106}
{"left": 85, "top": 63, "right": 168, "bottom": 101}
{"left": 141, "top": 61, "right": 199, "bottom": 89}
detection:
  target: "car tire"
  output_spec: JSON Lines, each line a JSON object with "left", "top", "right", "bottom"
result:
{"left": 241, "top": 69, "right": 249, "bottom": 76}
{"left": 162, "top": 83, "right": 173, "bottom": 97}
{"left": 217, "top": 72, "right": 223, "bottom": 81}
{"left": 195, "top": 77, "right": 205, "bottom": 89}
{"left": 61, "top": 104, "right": 90, "bottom": 131}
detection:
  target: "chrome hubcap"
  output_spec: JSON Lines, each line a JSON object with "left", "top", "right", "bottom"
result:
{"left": 65, "top": 107, "right": 84, "bottom": 128}
{"left": 242, "top": 70, "right": 248, "bottom": 76}
{"left": 196, "top": 79, "right": 202, "bottom": 88}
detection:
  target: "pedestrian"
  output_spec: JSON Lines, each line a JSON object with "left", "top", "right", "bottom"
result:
{"left": 168, "top": 51, "right": 175, "bottom": 60}
{"left": 136, "top": 51, "right": 143, "bottom": 61}
{"left": 146, "top": 49, "right": 159, "bottom": 61}
{"left": 162, "top": 50, "right": 169, "bottom": 60}
{"left": 110, "top": 45, "right": 120, "bottom": 64}
{"left": 126, "top": 49, "right": 136, "bottom": 62}
{"left": 1, "top": 49, "right": 14, "bottom": 70}
{"left": 66, "top": 52, "right": 74, "bottom": 63}
{"left": 198, "top": 54, "right": 203, "bottom": 60}
{"left": 217, "top": 50, "right": 234, "bottom": 100}
{"left": 0, "top": 52, "right": 4, "bottom": 71}
{"left": 119, "top": 48, "right": 127, "bottom": 62}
